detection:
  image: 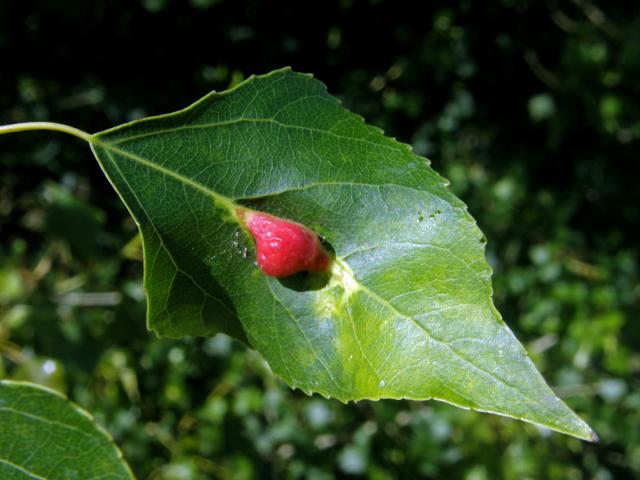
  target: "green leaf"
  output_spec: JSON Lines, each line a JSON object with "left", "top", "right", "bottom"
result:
{"left": 88, "top": 68, "right": 595, "bottom": 441}
{"left": 0, "top": 380, "right": 134, "bottom": 479}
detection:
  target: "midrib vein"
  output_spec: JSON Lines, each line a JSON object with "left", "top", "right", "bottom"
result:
{"left": 94, "top": 141, "right": 435, "bottom": 213}
{"left": 96, "top": 140, "right": 238, "bottom": 213}
{"left": 352, "top": 281, "right": 541, "bottom": 412}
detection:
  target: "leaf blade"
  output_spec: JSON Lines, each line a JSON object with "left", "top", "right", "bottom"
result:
{"left": 0, "top": 380, "right": 134, "bottom": 479}
{"left": 90, "top": 68, "right": 595, "bottom": 440}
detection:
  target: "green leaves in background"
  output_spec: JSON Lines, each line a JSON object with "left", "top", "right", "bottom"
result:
{"left": 0, "top": 380, "right": 133, "bottom": 479}
{"left": 88, "top": 68, "right": 594, "bottom": 440}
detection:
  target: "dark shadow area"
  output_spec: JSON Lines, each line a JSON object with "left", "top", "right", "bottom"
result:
{"left": 277, "top": 269, "right": 332, "bottom": 291}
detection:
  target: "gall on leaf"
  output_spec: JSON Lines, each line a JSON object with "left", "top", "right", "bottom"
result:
{"left": 238, "top": 209, "right": 331, "bottom": 277}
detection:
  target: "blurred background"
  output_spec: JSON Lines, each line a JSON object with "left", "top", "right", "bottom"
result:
{"left": 1, "top": 0, "right": 639, "bottom": 478}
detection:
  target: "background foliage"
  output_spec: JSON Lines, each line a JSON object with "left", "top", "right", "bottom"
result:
{"left": 1, "top": 1, "right": 638, "bottom": 478}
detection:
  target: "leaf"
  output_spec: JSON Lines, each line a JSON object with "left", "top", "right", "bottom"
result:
{"left": 88, "top": 68, "right": 595, "bottom": 440}
{"left": 0, "top": 380, "right": 134, "bottom": 479}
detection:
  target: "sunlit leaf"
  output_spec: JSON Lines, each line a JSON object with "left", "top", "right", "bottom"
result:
{"left": 88, "top": 68, "right": 595, "bottom": 440}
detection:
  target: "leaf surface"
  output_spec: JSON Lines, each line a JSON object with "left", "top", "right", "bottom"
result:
{"left": 89, "top": 68, "right": 595, "bottom": 440}
{"left": 0, "top": 380, "right": 133, "bottom": 479}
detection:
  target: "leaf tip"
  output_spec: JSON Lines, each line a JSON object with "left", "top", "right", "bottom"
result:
{"left": 548, "top": 413, "right": 598, "bottom": 442}
{"left": 567, "top": 423, "right": 598, "bottom": 443}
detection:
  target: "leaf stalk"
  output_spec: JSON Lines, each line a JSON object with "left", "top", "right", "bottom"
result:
{"left": 0, "top": 122, "right": 93, "bottom": 143}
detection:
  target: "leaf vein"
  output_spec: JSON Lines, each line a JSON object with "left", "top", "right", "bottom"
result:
{"left": 101, "top": 149, "right": 233, "bottom": 319}
{"left": 353, "top": 282, "right": 540, "bottom": 411}
{"left": 106, "top": 117, "right": 404, "bottom": 156}
{"left": 0, "top": 458, "right": 47, "bottom": 480}
{"left": 266, "top": 281, "right": 346, "bottom": 394}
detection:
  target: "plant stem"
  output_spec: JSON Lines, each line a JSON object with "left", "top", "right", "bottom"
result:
{"left": 0, "top": 122, "right": 92, "bottom": 143}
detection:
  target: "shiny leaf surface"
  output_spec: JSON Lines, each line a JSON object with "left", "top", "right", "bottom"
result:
{"left": 88, "top": 68, "right": 594, "bottom": 440}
